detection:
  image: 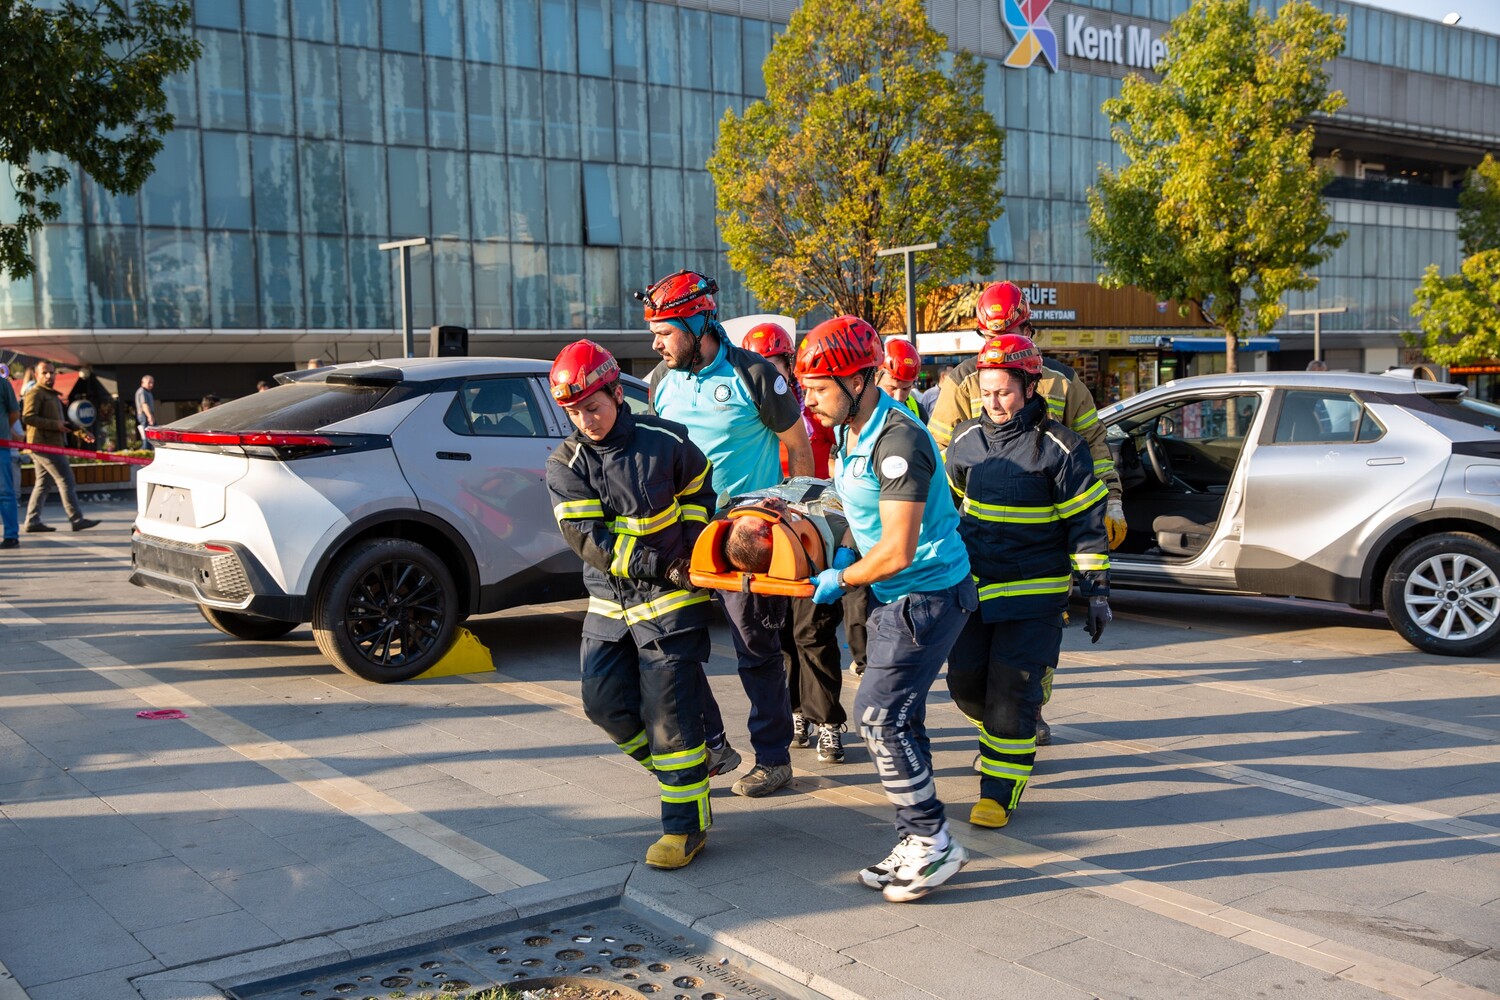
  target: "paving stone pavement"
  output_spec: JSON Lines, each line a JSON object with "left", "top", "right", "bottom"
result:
{"left": 0, "top": 505, "right": 1498, "bottom": 999}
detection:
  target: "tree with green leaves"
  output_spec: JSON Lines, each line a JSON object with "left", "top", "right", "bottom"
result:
{"left": 1458, "top": 154, "right": 1500, "bottom": 256}
{"left": 1, "top": 0, "right": 200, "bottom": 280}
{"left": 1088, "top": 0, "right": 1347, "bottom": 373}
{"left": 1411, "top": 251, "right": 1500, "bottom": 367}
{"left": 707, "top": 0, "right": 1004, "bottom": 330}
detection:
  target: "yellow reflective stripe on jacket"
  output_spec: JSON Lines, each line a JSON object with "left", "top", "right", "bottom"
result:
{"left": 554, "top": 498, "right": 605, "bottom": 521}
{"left": 677, "top": 466, "right": 710, "bottom": 498}
{"left": 1056, "top": 480, "right": 1107, "bottom": 519}
{"left": 587, "top": 589, "right": 709, "bottom": 624}
{"left": 652, "top": 744, "right": 707, "bottom": 771}
{"left": 610, "top": 501, "right": 680, "bottom": 537}
{"left": 1072, "top": 408, "right": 1099, "bottom": 431}
{"left": 679, "top": 504, "right": 709, "bottom": 524}
{"left": 976, "top": 576, "right": 1072, "bottom": 600}
{"left": 588, "top": 596, "right": 627, "bottom": 619}
{"left": 929, "top": 417, "right": 954, "bottom": 440}
{"left": 1093, "top": 458, "right": 1114, "bottom": 476}
{"left": 1046, "top": 397, "right": 1065, "bottom": 416}
{"left": 609, "top": 534, "right": 638, "bottom": 576}
{"left": 1072, "top": 553, "right": 1110, "bottom": 572}
{"left": 961, "top": 497, "right": 1059, "bottom": 524}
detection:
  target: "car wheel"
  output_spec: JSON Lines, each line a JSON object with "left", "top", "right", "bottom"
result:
{"left": 198, "top": 605, "right": 299, "bottom": 641}
{"left": 1383, "top": 532, "right": 1500, "bottom": 657}
{"left": 312, "top": 538, "right": 458, "bottom": 682}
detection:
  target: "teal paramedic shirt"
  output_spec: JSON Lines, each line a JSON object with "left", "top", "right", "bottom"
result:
{"left": 834, "top": 391, "right": 971, "bottom": 604}
{"left": 649, "top": 338, "right": 802, "bottom": 509}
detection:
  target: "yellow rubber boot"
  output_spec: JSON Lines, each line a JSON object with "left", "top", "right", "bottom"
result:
{"left": 970, "top": 798, "right": 1010, "bottom": 829}
{"left": 644, "top": 830, "right": 707, "bottom": 869}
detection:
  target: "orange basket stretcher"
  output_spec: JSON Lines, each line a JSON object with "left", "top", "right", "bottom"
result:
{"left": 688, "top": 478, "right": 849, "bottom": 598}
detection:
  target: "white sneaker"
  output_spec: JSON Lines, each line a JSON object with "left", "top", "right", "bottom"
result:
{"left": 881, "top": 830, "right": 968, "bottom": 903}
{"left": 857, "top": 837, "right": 911, "bottom": 889}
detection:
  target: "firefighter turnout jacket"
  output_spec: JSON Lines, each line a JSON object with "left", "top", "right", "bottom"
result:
{"left": 546, "top": 408, "right": 717, "bottom": 644}
{"left": 945, "top": 395, "right": 1110, "bottom": 622}
{"left": 929, "top": 358, "right": 1121, "bottom": 503}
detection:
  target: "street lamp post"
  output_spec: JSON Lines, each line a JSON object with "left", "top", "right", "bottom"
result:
{"left": 876, "top": 242, "right": 938, "bottom": 346}
{"left": 1288, "top": 306, "right": 1348, "bottom": 362}
{"left": 378, "top": 237, "right": 430, "bottom": 359}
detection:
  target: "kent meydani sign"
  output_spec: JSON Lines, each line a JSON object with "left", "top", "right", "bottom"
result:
{"left": 1004, "top": 0, "right": 1169, "bottom": 73}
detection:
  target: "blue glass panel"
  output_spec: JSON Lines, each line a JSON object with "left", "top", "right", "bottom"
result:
{"left": 142, "top": 130, "right": 203, "bottom": 229}
{"left": 257, "top": 233, "right": 304, "bottom": 327}
{"left": 84, "top": 173, "right": 138, "bottom": 226}
{"left": 504, "top": 0, "right": 541, "bottom": 68}
{"left": 648, "top": 86, "right": 680, "bottom": 167}
{"left": 294, "top": 41, "right": 340, "bottom": 137}
{"left": 988, "top": 215, "right": 1014, "bottom": 263}
{"left": 741, "top": 19, "right": 770, "bottom": 97}
{"left": 387, "top": 148, "right": 431, "bottom": 237}
{"left": 146, "top": 229, "right": 209, "bottom": 328}
{"left": 512, "top": 244, "right": 549, "bottom": 327}
{"left": 299, "top": 141, "right": 344, "bottom": 234}
{"left": 506, "top": 68, "right": 543, "bottom": 155}
{"left": 434, "top": 239, "right": 475, "bottom": 327}
{"left": 345, "top": 144, "right": 389, "bottom": 236}
{"left": 473, "top": 242, "right": 512, "bottom": 326}
{"left": 550, "top": 244, "right": 584, "bottom": 329}
{"left": 680, "top": 92, "right": 710, "bottom": 167}
{"left": 247, "top": 35, "right": 294, "bottom": 133}
{"left": 349, "top": 242, "right": 393, "bottom": 327}
{"left": 649, "top": 169, "right": 682, "bottom": 248}
{"left": 509, "top": 158, "right": 546, "bottom": 242}
{"left": 579, "top": 77, "right": 615, "bottom": 161}
{"left": 583, "top": 164, "right": 621, "bottom": 246}
{"left": 467, "top": 64, "right": 505, "bottom": 152}
{"left": 547, "top": 161, "right": 582, "bottom": 244}
{"left": 619, "top": 246, "right": 650, "bottom": 316}
{"left": 542, "top": 0, "right": 577, "bottom": 73}
{"left": 577, "top": 0, "right": 612, "bottom": 78}
{"left": 208, "top": 231, "right": 258, "bottom": 327}
{"left": 292, "top": 0, "right": 334, "bottom": 41}
{"left": 614, "top": 0, "right": 644, "bottom": 82}
{"left": 465, "top": 0, "right": 501, "bottom": 62}
{"left": 427, "top": 58, "right": 466, "bottom": 148}
{"left": 252, "top": 135, "right": 298, "bottom": 232}
{"left": 615, "top": 81, "right": 647, "bottom": 165}
{"left": 425, "top": 0, "right": 461, "bottom": 57}
{"left": 203, "top": 132, "right": 252, "bottom": 229}
{"left": 584, "top": 246, "right": 619, "bottom": 328}
{"left": 710, "top": 13, "right": 739, "bottom": 93}
{"left": 37, "top": 154, "right": 81, "bottom": 225}
{"left": 199, "top": 30, "right": 247, "bottom": 130}
{"left": 195, "top": 0, "right": 241, "bottom": 30}
{"left": 383, "top": 0, "right": 422, "bottom": 53}
{"left": 0, "top": 266, "right": 35, "bottom": 329}
{"left": 338, "top": 0, "right": 378, "bottom": 46}
{"left": 684, "top": 172, "right": 714, "bottom": 251}
{"left": 340, "top": 48, "right": 384, "bottom": 142}
{"left": 245, "top": 0, "right": 289, "bottom": 35}
{"left": 87, "top": 227, "right": 145, "bottom": 327}
{"left": 645, "top": 4, "right": 677, "bottom": 86}
{"left": 617, "top": 164, "right": 650, "bottom": 246}
{"left": 431, "top": 150, "right": 471, "bottom": 239}
{"left": 164, "top": 59, "right": 199, "bottom": 127}
{"left": 384, "top": 53, "right": 427, "bottom": 145}
{"left": 469, "top": 153, "right": 509, "bottom": 239}
{"left": 36, "top": 225, "right": 88, "bottom": 328}
{"left": 544, "top": 73, "right": 580, "bottom": 159}
{"left": 304, "top": 235, "right": 349, "bottom": 327}
{"left": 680, "top": 10, "right": 709, "bottom": 90}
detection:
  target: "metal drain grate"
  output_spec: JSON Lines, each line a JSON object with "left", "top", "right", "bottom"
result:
{"left": 233, "top": 907, "right": 789, "bottom": 1000}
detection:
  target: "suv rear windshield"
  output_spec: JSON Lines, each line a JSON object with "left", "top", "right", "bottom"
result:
{"left": 170, "top": 383, "right": 392, "bottom": 432}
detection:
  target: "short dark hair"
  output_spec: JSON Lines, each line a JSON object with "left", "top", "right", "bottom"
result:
{"left": 725, "top": 517, "right": 774, "bottom": 573}
{"left": 256, "top": 379, "right": 273, "bottom": 390}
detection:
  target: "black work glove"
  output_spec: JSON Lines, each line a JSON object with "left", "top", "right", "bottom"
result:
{"left": 1085, "top": 596, "right": 1112, "bottom": 644}
{"left": 664, "top": 558, "right": 696, "bottom": 591}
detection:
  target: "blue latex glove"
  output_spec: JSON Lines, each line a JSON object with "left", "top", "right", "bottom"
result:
{"left": 810, "top": 567, "right": 845, "bottom": 605}
{"left": 832, "top": 546, "right": 858, "bottom": 571}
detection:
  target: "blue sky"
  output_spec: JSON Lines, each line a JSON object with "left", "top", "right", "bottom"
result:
{"left": 1349, "top": 0, "right": 1500, "bottom": 36}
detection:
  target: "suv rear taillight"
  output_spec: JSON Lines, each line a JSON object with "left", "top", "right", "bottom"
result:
{"left": 144, "top": 428, "right": 386, "bottom": 460}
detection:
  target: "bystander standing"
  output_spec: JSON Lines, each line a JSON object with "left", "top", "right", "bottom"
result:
{"left": 135, "top": 374, "right": 157, "bottom": 450}
{"left": 0, "top": 372, "right": 20, "bottom": 549}
{"left": 22, "top": 362, "right": 99, "bottom": 533}
{"left": 1306, "top": 359, "right": 1329, "bottom": 372}
{"left": 305, "top": 358, "right": 325, "bottom": 370}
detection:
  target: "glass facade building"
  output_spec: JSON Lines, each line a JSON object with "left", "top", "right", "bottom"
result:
{"left": 0, "top": 0, "right": 1496, "bottom": 388}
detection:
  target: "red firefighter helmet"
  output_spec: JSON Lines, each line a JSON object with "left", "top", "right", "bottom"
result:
{"left": 742, "top": 321, "right": 795, "bottom": 360}
{"left": 976, "top": 281, "right": 1031, "bottom": 335}
{"left": 882, "top": 338, "right": 922, "bottom": 382}
{"left": 550, "top": 339, "right": 621, "bottom": 406}
{"left": 635, "top": 269, "right": 718, "bottom": 322}
{"left": 795, "top": 316, "right": 885, "bottom": 380}
{"left": 976, "top": 333, "right": 1043, "bottom": 377}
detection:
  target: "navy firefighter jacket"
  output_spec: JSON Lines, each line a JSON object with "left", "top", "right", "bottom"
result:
{"left": 944, "top": 394, "right": 1110, "bottom": 622}
{"left": 545, "top": 408, "right": 717, "bottom": 644}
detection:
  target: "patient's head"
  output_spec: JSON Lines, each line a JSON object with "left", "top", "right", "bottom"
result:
{"left": 725, "top": 516, "right": 775, "bottom": 573}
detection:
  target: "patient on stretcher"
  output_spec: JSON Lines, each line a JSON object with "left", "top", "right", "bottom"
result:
{"left": 687, "top": 478, "right": 849, "bottom": 597}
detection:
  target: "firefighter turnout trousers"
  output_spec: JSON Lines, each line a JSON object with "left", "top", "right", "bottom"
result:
{"left": 581, "top": 628, "right": 712, "bottom": 835}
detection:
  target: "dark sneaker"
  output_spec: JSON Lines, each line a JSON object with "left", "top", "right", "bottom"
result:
{"left": 1036, "top": 716, "right": 1052, "bottom": 746}
{"left": 817, "top": 724, "right": 845, "bottom": 763}
{"left": 0, "top": 538, "right": 16, "bottom": 549}
{"left": 24, "top": 523, "right": 55, "bottom": 533}
{"left": 858, "top": 837, "right": 911, "bottom": 889}
{"left": 71, "top": 518, "right": 100, "bottom": 532}
{"left": 706, "top": 741, "right": 742, "bottom": 777}
{"left": 645, "top": 830, "right": 707, "bottom": 869}
{"left": 882, "top": 830, "right": 968, "bottom": 903}
{"left": 792, "top": 713, "right": 812, "bottom": 749}
{"left": 731, "top": 763, "right": 791, "bottom": 798}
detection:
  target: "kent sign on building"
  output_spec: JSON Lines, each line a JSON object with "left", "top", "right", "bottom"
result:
{"left": 1003, "top": 0, "right": 1169, "bottom": 73}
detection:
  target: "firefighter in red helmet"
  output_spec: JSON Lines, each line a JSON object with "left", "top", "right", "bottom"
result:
{"left": 878, "top": 338, "right": 929, "bottom": 423}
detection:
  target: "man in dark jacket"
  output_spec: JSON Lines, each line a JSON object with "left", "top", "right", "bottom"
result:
{"left": 545, "top": 340, "right": 718, "bottom": 870}
{"left": 944, "top": 333, "right": 1111, "bottom": 831}
{"left": 21, "top": 361, "right": 98, "bottom": 533}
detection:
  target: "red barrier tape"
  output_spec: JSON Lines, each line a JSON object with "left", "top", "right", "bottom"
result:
{"left": 0, "top": 438, "right": 153, "bottom": 465}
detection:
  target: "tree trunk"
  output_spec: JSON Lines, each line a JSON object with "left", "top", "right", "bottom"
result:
{"left": 1223, "top": 326, "right": 1238, "bottom": 375}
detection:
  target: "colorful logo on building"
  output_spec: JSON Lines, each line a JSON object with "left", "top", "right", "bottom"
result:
{"left": 1003, "top": 0, "right": 1059, "bottom": 71}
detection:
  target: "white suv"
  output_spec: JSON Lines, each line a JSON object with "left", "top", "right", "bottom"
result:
{"left": 131, "top": 358, "right": 649, "bottom": 681}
